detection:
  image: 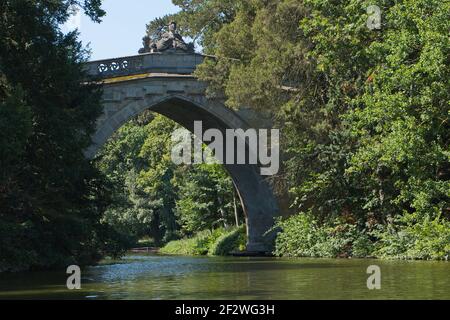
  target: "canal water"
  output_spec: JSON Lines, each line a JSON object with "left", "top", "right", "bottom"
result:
{"left": 0, "top": 254, "right": 448, "bottom": 299}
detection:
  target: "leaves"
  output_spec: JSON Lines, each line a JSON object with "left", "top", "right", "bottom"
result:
{"left": 0, "top": 0, "right": 126, "bottom": 272}
{"left": 97, "top": 114, "right": 243, "bottom": 245}
{"left": 166, "top": 0, "right": 449, "bottom": 259}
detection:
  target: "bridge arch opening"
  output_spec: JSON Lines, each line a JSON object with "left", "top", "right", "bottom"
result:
{"left": 86, "top": 94, "right": 278, "bottom": 252}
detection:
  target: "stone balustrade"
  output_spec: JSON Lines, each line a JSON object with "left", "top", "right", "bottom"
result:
{"left": 84, "top": 52, "right": 205, "bottom": 79}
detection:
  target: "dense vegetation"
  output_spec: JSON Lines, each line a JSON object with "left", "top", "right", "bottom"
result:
{"left": 96, "top": 113, "right": 245, "bottom": 251}
{"left": 160, "top": 226, "right": 246, "bottom": 256}
{"left": 159, "top": 0, "right": 449, "bottom": 259}
{"left": 0, "top": 0, "right": 126, "bottom": 272}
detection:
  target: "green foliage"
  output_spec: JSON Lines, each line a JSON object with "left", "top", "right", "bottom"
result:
{"left": 174, "top": 163, "right": 240, "bottom": 235}
{"left": 274, "top": 211, "right": 450, "bottom": 260}
{"left": 375, "top": 212, "right": 450, "bottom": 260}
{"left": 97, "top": 113, "right": 244, "bottom": 247}
{"left": 208, "top": 226, "right": 246, "bottom": 256}
{"left": 96, "top": 114, "right": 178, "bottom": 245}
{"left": 160, "top": 229, "right": 224, "bottom": 256}
{"left": 0, "top": 0, "right": 128, "bottom": 272}
{"left": 293, "top": 0, "right": 449, "bottom": 241}
{"left": 167, "top": 0, "right": 449, "bottom": 260}
{"left": 0, "top": 86, "right": 32, "bottom": 173}
{"left": 274, "top": 212, "right": 374, "bottom": 258}
{"left": 161, "top": 227, "right": 245, "bottom": 256}
{"left": 171, "top": 0, "right": 239, "bottom": 50}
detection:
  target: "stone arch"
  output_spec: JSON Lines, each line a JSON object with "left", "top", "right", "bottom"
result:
{"left": 86, "top": 93, "right": 278, "bottom": 252}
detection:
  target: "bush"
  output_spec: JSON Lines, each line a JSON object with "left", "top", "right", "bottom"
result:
{"left": 274, "top": 212, "right": 375, "bottom": 258}
{"left": 209, "top": 226, "right": 246, "bottom": 256}
{"left": 160, "top": 229, "right": 224, "bottom": 255}
{"left": 375, "top": 212, "right": 450, "bottom": 260}
{"left": 274, "top": 210, "right": 450, "bottom": 260}
{"left": 160, "top": 227, "right": 247, "bottom": 256}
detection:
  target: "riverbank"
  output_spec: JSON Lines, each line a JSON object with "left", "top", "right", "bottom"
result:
{"left": 273, "top": 212, "right": 450, "bottom": 261}
{"left": 145, "top": 213, "right": 450, "bottom": 261}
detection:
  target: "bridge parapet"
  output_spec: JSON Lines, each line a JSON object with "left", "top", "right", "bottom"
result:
{"left": 84, "top": 52, "right": 205, "bottom": 79}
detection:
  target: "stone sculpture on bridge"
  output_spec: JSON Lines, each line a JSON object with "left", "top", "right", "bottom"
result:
{"left": 139, "top": 21, "right": 194, "bottom": 54}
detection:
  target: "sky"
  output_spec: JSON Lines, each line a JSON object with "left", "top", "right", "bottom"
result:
{"left": 63, "top": 0, "right": 180, "bottom": 61}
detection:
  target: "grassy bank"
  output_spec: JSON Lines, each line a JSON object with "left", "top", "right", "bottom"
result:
{"left": 160, "top": 227, "right": 246, "bottom": 256}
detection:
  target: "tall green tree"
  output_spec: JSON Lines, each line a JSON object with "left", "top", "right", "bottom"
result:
{"left": 0, "top": 0, "right": 123, "bottom": 272}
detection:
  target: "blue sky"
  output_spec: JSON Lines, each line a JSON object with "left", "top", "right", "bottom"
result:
{"left": 63, "top": 0, "right": 180, "bottom": 61}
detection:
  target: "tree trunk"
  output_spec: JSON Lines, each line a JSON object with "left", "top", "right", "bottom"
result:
{"left": 233, "top": 191, "right": 239, "bottom": 228}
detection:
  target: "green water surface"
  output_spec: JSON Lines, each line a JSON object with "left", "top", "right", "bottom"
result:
{"left": 0, "top": 254, "right": 448, "bottom": 299}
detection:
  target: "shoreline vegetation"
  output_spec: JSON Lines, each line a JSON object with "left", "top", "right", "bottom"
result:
{"left": 147, "top": 214, "right": 450, "bottom": 261}
{"left": 273, "top": 212, "right": 450, "bottom": 261}
{"left": 159, "top": 227, "right": 247, "bottom": 256}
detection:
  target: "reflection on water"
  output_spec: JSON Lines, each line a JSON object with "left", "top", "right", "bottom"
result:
{"left": 0, "top": 254, "right": 449, "bottom": 300}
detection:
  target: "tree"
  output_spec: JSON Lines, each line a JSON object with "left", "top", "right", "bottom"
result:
{"left": 0, "top": 0, "right": 124, "bottom": 272}
{"left": 173, "top": 163, "right": 241, "bottom": 235}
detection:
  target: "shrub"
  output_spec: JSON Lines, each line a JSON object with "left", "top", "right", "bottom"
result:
{"left": 160, "top": 227, "right": 247, "bottom": 256}
{"left": 274, "top": 212, "right": 375, "bottom": 258}
{"left": 209, "top": 226, "right": 246, "bottom": 256}
{"left": 375, "top": 212, "right": 450, "bottom": 260}
{"left": 160, "top": 229, "right": 226, "bottom": 255}
{"left": 274, "top": 209, "right": 450, "bottom": 260}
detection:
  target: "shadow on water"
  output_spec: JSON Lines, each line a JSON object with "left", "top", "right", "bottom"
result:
{"left": 0, "top": 254, "right": 449, "bottom": 300}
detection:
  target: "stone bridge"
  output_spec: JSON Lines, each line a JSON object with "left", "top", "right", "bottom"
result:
{"left": 84, "top": 51, "right": 279, "bottom": 253}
